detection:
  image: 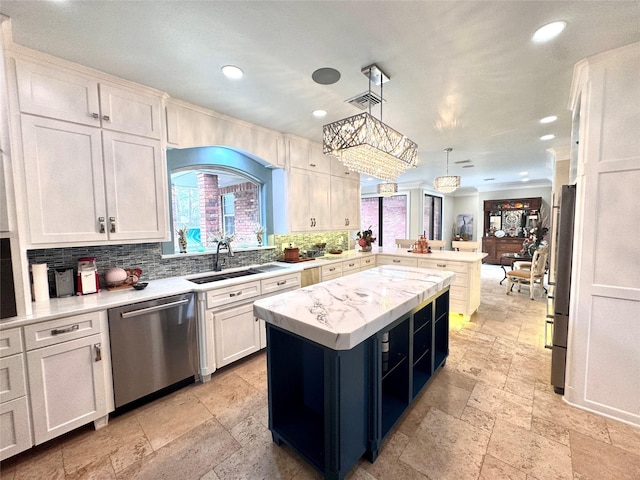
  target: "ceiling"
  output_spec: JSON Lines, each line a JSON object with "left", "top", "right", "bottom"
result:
{"left": 2, "top": 1, "right": 639, "bottom": 193}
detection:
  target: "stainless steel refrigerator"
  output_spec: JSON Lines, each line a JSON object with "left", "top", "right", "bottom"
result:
{"left": 551, "top": 184, "right": 576, "bottom": 394}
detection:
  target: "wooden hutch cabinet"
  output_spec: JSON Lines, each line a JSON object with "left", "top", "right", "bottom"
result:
{"left": 482, "top": 197, "right": 542, "bottom": 264}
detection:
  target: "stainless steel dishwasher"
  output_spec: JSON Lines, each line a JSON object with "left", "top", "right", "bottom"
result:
{"left": 108, "top": 293, "right": 197, "bottom": 408}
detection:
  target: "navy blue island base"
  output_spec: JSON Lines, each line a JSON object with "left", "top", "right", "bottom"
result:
{"left": 266, "top": 288, "right": 450, "bottom": 480}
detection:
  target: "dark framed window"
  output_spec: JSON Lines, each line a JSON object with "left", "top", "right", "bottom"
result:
{"left": 360, "top": 194, "right": 407, "bottom": 246}
{"left": 424, "top": 194, "right": 443, "bottom": 240}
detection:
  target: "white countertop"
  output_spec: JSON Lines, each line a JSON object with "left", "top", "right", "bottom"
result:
{"left": 2, "top": 248, "right": 479, "bottom": 329}
{"left": 253, "top": 265, "right": 455, "bottom": 351}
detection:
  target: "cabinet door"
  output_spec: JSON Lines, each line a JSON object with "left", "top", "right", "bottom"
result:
{"left": 0, "top": 397, "right": 32, "bottom": 461}
{"left": 15, "top": 59, "right": 101, "bottom": 126}
{"left": 99, "top": 83, "right": 162, "bottom": 139}
{"left": 310, "top": 173, "right": 332, "bottom": 230}
{"left": 102, "top": 130, "right": 168, "bottom": 241}
{"left": 331, "top": 176, "right": 361, "bottom": 229}
{"left": 27, "top": 334, "right": 106, "bottom": 444}
{"left": 213, "top": 303, "right": 260, "bottom": 368}
{"left": 20, "top": 115, "right": 107, "bottom": 244}
{"left": 289, "top": 168, "right": 314, "bottom": 231}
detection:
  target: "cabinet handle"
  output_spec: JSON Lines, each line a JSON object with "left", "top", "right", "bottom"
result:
{"left": 276, "top": 280, "right": 286, "bottom": 286}
{"left": 348, "top": 263, "right": 355, "bottom": 267}
{"left": 94, "top": 343, "right": 102, "bottom": 362}
{"left": 329, "top": 267, "right": 335, "bottom": 272}
{"left": 51, "top": 324, "right": 79, "bottom": 336}
{"left": 309, "top": 163, "right": 316, "bottom": 168}
{"left": 229, "top": 290, "right": 243, "bottom": 297}
{"left": 98, "top": 217, "right": 106, "bottom": 233}
{"left": 393, "top": 259, "right": 401, "bottom": 263}
{"left": 102, "top": 115, "right": 110, "bottom": 121}
{"left": 91, "top": 112, "right": 100, "bottom": 119}
{"left": 110, "top": 217, "right": 116, "bottom": 233}
{"left": 310, "top": 218, "right": 314, "bottom": 227}
{"left": 437, "top": 263, "right": 447, "bottom": 267}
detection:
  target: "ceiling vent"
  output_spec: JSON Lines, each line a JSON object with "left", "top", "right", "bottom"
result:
{"left": 454, "top": 159, "right": 472, "bottom": 164}
{"left": 346, "top": 91, "right": 384, "bottom": 111}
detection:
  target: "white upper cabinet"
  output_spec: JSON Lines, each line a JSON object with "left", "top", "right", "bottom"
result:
{"left": 14, "top": 57, "right": 168, "bottom": 246}
{"left": 15, "top": 59, "right": 162, "bottom": 139}
{"left": 287, "top": 136, "right": 332, "bottom": 174}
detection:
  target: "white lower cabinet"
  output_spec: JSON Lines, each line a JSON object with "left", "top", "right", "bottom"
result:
{"left": 417, "top": 258, "right": 480, "bottom": 316}
{"left": 321, "top": 262, "right": 343, "bottom": 282}
{"left": 199, "top": 271, "right": 301, "bottom": 377}
{"left": 27, "top": 333, "right": 107, "bottom": 444}
{"left": 23, "top": 312, "right": 109, "bottom": 445}
{"left": 360, "top": 256, "right": 376, "bottom": 271}
{"left": 0, "top": 328, "right": 31, "bottom": 461}
{"left": 376, "top": 255, "right": 418, "bottom": 268}
{"left": 213, "top": 303, "right": 260, "bottom": 368}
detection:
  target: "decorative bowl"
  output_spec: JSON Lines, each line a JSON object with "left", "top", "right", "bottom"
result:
{"left": 132, "top": 282, "right": 148, "bottom": 290}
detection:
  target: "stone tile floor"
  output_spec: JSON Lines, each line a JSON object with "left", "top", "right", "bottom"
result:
{"left": 2, "top": 265, "right": 639, "bottom": 479}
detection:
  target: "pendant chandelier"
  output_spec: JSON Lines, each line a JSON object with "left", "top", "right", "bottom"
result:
{"left": 434, "top": 147, "right": 460, "bottom": 193}
{"left": 376, "top": 182, "right": 398, "bottom": 197}
{"left": 323, "top": 64, "right": 418, "bottom": 182}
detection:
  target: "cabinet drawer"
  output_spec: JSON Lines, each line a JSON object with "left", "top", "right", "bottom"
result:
{"left": 0, "top": 354, "right": 27, "bottom": 403}
{"left": 0, "top": 328, "right": 23, "bottom": 357}
{"left": 261, "top": 273, "right": 300, "bottom": 296}
{"left": 342, "top": 259, "right": 361, "bottom": 274}
{"left": 417, "top": 259, "right": 468, "bottom": 275}
{"left": 321, "top": 263, "right": 343, "bottom": 279}
{"left": 0, "top": 396, "right": 32, "bottom": 461}
{"left": 24, "top": 311, "right": 103, "bottom": 351}
{"left": 206, "top": 280, "right": 261, "bottom": 309}
{"left": 376, "top": 255, "right": 418, "bottom": 267}
{"left": 360, "top": 257, "right": 375, "bottom": 269}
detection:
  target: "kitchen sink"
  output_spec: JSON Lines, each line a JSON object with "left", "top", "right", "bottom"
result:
{"left": 188, "top": 268, "right": 261, "bottom": 284}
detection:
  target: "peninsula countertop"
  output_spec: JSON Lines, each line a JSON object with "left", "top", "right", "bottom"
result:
{"left": 253, "top": 265, "right": 455, "bottom": 350}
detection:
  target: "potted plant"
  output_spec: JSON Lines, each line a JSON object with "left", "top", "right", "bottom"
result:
{"left": 356, "top": 226, "right": 376, "bottom": 252}
{"left": 176, "top": 225, "right": 188, "bottom": 253}
{"left": 255, "top": 225, "right": 265, "bottom": 247}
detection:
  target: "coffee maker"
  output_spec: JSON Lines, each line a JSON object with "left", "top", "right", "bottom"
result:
{"left": 77, "top": 257, "right": 100, "bottom": 295}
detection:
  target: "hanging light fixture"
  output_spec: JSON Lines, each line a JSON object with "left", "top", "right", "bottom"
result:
{"left": 323, "top": 64, "right": 418, "bottom": 182}
{"left": 434, "top": 147, "right": 461, "bottom": 193}
{"left": 377, "top": 182, "right": 398, "bottom": 197}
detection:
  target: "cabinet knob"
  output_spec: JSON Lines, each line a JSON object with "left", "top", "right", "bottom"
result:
{"left": 102, "top": 115, "right": 110, "bottom": 121}
{"left": 109, "top": 217, "right": 116, "bottom": 233}
{"left": 98, "top": 217, "right": 106, "bottom": 234}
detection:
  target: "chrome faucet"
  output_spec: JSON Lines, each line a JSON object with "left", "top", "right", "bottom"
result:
{"left": 214, "top": 239, "right": 234, "bottom": 271}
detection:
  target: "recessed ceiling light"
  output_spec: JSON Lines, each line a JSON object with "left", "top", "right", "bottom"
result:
{"left": 312, "top": 110, "right": 327, "bottom": 118}
{"left": 540, "top": 115, "right": 558, "bottom": 124}
{"left": 221, "top": 65, "right": 243, "bottom": 79}
{"left": 532, "top": 21, "right": 567, "bottom": 43}
{"left": 520, "top": 171, "right": 528, "bottom": 176}
{"left": 540, "top": 134, "right": 555, "bottom": 141}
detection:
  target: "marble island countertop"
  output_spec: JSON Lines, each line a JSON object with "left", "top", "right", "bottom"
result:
{"left": 253, "top": 265, "right": 455, "bottom": 350}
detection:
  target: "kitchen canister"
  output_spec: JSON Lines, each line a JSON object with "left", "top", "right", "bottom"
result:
{"left": 32, "top": 263, "right": 50, "bottom": 302}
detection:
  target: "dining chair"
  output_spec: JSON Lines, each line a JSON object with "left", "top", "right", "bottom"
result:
{"left": 429, "top": 240, "right": 446, "bottom": 250}
{"left": 451, "top": 240, "right": 480, "bottom": 252}
{"left": 395, "top": 239, "right": 415, "bottom": 248}
{"left": 506, "top": 245, "right": 549, "bottom": 299}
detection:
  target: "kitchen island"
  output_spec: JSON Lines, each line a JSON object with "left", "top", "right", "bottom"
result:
{"left": 253, "top": 265, "right": 455, "bottom": 480}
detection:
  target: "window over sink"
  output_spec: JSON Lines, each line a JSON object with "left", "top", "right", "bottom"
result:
{"left": 163, "top": 147, "right": 273, "bottom": 255}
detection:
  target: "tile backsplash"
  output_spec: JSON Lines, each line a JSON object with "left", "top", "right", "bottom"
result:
{"left": 26, "top": 230, "right": 354, "bottom": 292}
{"left": 27, "top": 243, "right": 278, "bottom": 289}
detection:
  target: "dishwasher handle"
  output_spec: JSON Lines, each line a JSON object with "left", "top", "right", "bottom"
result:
{"left": 121, "top": 298, "right": 190, "bottom": 318}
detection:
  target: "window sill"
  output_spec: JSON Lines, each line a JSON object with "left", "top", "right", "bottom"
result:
{"left": 161, "top": 245, "right": 276, "bottom": 260}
